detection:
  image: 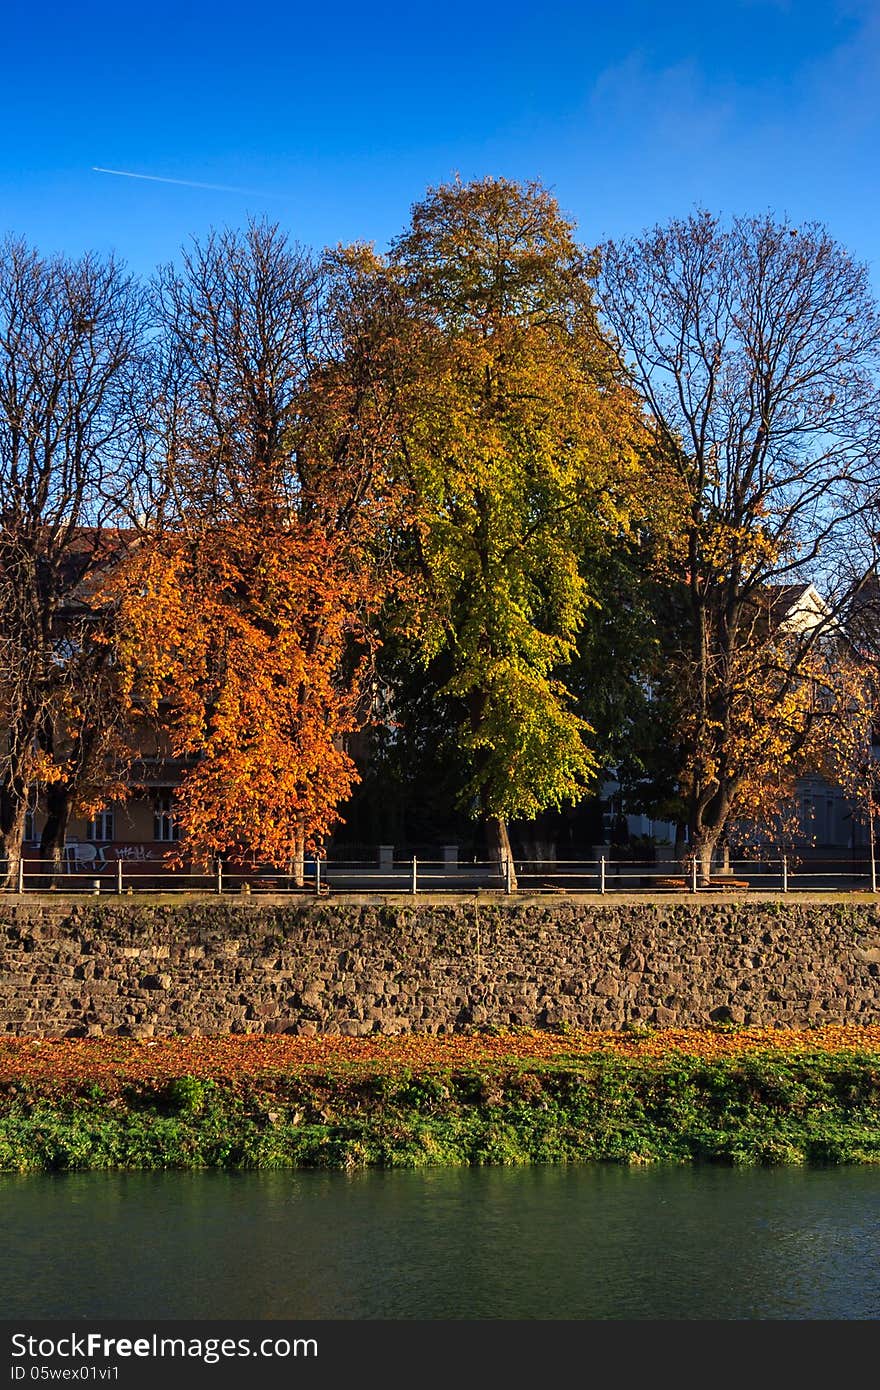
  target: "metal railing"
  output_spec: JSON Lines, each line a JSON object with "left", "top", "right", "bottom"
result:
{"left": 1, "top": 854, "right": 878, "bottom": 895}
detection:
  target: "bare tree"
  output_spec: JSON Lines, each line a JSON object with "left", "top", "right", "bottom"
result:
{"left": 154, "top": 222, "right": 402, "bottom": 534}
{"left": 154, "top": 221, "right": 318, "bottom": 527}
{"left": 0, "top": 236, "right": 148, "bottom": 885}
{"left": 598, "top": 211, "right": 880, "bottom": 879}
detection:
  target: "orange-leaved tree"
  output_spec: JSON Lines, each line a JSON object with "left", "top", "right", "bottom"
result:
{"left": 814, "top": 649, "right": 880, "bottom": 878}
{"left": 712, "top": 626, "right": 840, "bottom": 863}
{"left": 113, "top": 224, "right": 402, "bottom": 874}
{"left": 117, "top": 523, "right": 370, "bottom": 870}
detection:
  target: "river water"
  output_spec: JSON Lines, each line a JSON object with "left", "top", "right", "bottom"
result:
{"left": 1, "top": 1166, "right": 879, "bottom": 1319}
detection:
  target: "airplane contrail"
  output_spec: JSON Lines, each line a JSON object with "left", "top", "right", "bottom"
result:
{"left": 92, "top": 166, "right": 265, "bottom": 195}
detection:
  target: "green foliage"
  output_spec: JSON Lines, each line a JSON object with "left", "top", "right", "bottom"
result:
{"left": 389, "top": 177, "right": 648, "bottom": 830}
{"left": 335, "top": 634, "right": 476, "bottom": 850}
{"left": 568, "top": 537, "right": 687, "bottom": 823}
{"left": 2, "top": 1053, "right": 879, "bottom": 1171}
{"left": 163, "top": 1076, "right": 212, "bottom": 1116}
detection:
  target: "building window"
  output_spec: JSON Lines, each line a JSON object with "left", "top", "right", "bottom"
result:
{"left": 86, "top": 811, "right": 114, "bottom": 842}
{"left": 23, "top": 787, "right": 38, "bottom": 842}
{"left": 153, "top": 791, "right": 180, "bottom": 842}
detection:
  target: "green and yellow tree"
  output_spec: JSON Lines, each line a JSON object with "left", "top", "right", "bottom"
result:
{"left": 389, "top": 177, "right": 649, "bottom": 875}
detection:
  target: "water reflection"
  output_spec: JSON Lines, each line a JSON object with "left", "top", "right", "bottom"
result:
{"left": 0, "top": 1166, "right": 878, "bottom": 1319}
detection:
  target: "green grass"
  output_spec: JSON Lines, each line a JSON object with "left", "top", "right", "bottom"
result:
{"left": 2, "top": 1052, "right": 880, "bottom": 1171}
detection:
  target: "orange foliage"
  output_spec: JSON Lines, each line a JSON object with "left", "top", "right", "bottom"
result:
{"left": 3, "top": 1026, "right": 879, "bottom": 1091}
{"left": 105, "top": 226, "right": 403, "bottom": 869}
{"left": 117, "top": 519, "right": 373, "bottom": 866}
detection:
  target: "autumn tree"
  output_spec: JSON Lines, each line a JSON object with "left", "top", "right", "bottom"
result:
{"left": 0, "top": 236, "right": 148, "bottom": 885}
{"left": 713, "top": 615, "right": 840, "bottom": 861}
{"left": 811, "top": 580, "right": 880, "bottom": 878}
{"left": 388, "top": 177, "right": 648, "bottom": 877}
{"left": 598, "top": 211, "right": 880, "bottom": 880}
{"left": 117, "top": 223, "right": 401, "bottom": 874}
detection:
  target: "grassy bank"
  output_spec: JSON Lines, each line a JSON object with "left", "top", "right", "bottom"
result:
{"left": 1, "top": 1028, "right": 879, "bottom": 1171}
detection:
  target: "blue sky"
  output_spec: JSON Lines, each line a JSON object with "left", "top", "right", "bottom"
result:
{"left": 3, "top": 0, "right": 879, "bottom": 284}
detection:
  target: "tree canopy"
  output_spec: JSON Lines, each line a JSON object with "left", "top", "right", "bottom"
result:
{"left": 598, "top": 210, "right": 880, "bottom": 876}
{"left": 388, "top": 177, "right": 650, "bottom": 871}
{"left": 3, "top": 190, "right": 880, "bottom": 878}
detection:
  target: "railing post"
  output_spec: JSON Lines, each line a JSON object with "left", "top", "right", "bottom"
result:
{"left": 782, "top": 855, "right": 788, "bottom": 893}
{"left": 411, "top": 855, "right": 418, "bottom": 895}
{"left": 315, "top": 856, "right": 321, "bottom": 895}
{"left": 599, "top": 855, "right": 606, "bottom": 895}
{"left": 216, "top": 860, "right": 223, "bottom": 895}
{"left": 871, "top": 855, "right": 877, "bottom": 894}
{"left": 116, "top": 859, "right": 123, "bottom": 895}
{"left": 17, "top": 858, "right": 24, "bottom": 894}
{"left": 691, "top": 856, "right": 698, "bottom": 894}
{"left": 504, "top": 856, "right": 513, "bottom": 894}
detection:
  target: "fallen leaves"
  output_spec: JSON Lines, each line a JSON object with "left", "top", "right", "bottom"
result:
{"left": 2, "top": 1025, "right": 879, "bottom": 1092}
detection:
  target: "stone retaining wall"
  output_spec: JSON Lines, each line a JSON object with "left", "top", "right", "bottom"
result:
{"left": 1, "top": 897, "right": 879, "bottom": 1037}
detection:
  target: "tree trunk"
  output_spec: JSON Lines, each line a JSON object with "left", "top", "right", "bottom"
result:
{"left": 485, "top": 813, "right": 517, "bottom": 890}
{"left": 695, "top": 836, "right": 717, "bottom": 886}
{"left": 0, "top": 781, "right": 28, "bottom": 891}
{"left": 0, "top": 815, "right": 27, "bottom": 891}
{"left": 40, "top": 780, "right": 73, "bottom": 887}
{"left": 468, "top": 685, "right": 519, "bottom": 889}
{"left": 292, "top": 825, "right": 306, "bottom": 888}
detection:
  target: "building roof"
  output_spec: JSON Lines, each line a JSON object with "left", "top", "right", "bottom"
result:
{"left": 755, "top": 583, "right": 835, "bottom": 635}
